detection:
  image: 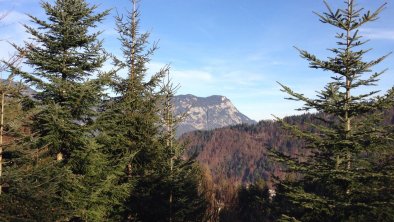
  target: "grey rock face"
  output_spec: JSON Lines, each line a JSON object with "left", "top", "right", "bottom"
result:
{"left": 173, "top": 94, "right": 255, "bottom": 136}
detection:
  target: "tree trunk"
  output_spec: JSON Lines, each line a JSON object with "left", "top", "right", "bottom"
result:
{"left": 0, "top": 91, "right": 4, "bottom": 195}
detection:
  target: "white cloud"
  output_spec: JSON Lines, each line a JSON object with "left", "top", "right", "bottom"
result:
{"left": 360, "top": 28, "right": 394, "bottom": 40}
{"left": 0, "top": 11, "right": 30, "bottom": 40}
{"left": 0, "top": 11, "right": 30, "bottom": 61}
{"left": 0, "top": 10, "right": 28, "bottom": 25}
{"left": 147, "top": 62, "right": 217, "bottom": 96}
{"left": 148, "top": 61, "right": 213, "bottom": 83}
{"left": 172, "top": 69, "right": 213, "bottom": 82}
{"left": 222, "top": 70, "right": 265, "bottom": 86}
{"left": 147, "top": 61, "right": 169, "bottom": 73}
{"left": 0, "top": 0, "right": 33, "bottom": 7}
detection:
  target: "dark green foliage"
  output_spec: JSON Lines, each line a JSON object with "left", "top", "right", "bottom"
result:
{"left": 15, "top": 0, "right": 109, "bottom": 162}
{"left": 272, "top": 1, "right": 394, "bottom": 221}
{"left": 95, "top": 0, "right": 166, "bottom": 219}
{"left": 96, "top": 1, "right": 209, "bottom": 220}
{"left": 127, "top": 157, "right": 209, "bottom": 222}
{"left": 2, "top": 0, "right": 117, "bottom": 220}
{"left": 1, "top": 158, "right": 73, "bottom": 221}
{"left": 133, "top": 75, "right": 210, "bottom": 222}
{"left": 220, "top": 180, "right": 272, "bottom": 222}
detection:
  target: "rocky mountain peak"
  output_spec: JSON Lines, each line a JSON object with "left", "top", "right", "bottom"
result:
{"left": 174, "top": 94, "right": 255, "bottom": 136}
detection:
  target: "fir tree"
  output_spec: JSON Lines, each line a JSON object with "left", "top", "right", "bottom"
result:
{"left": 95, "top": 0, "right": 167, "bottom": 220}
{"left": 16, "top": 0, "right": 109, "bottom": 163}
{"left": 156, "top": 74, "right": 210, "bottom": 222}
{"left": 121, "top": 73, "right": 210, "bottom": 222}
{"left": 96, "top": 1, "right": 211, "bottom": 218}
{"left": 219, "top": 180, "right": 272, "bottom": 222}
{"left": 272, "top": 0, "right": 394, "bottom": 221}
{"left": 5, "top": 0, "right": 114, "bottom": 220}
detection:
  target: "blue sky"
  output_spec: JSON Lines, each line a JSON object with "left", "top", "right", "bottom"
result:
{"left": 1, "top": 0, "right": 394, "bottom": 121}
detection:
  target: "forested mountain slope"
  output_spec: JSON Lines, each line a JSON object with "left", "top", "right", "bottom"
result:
{"left": 180, "top": 107, "right": 394, "bottom": 187}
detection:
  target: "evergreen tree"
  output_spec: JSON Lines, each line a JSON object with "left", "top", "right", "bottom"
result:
{"left": 272, "top": 0, "right": 394, "bottom": 221}
{"left": 95, "top": 0, "right": 167, "bottom": 220}
{"left": 4, "top": 0, "right": 115, "bottom": 220}
{"left": 16, "top": 0, "right": 109, "bottom": 164}
{"left": 96, "top": 0, "right": 211, "bottom": 217}
{"left": 0, "top": 52, "right": 59, "bottom": 221}
{"left": 219, "top": 180, "right": 272, "bottom": 222}
{"left": 0, "top": 52, "right": 24, "bottom": 196}
{"left": 155, "top": 74, "right": 209, "bottom": 222}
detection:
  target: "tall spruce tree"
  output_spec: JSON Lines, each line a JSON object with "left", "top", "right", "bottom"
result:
{"left": 16, "top": 0, "right": 109, "bottom": 163}
{"left": 154, "top": 74, "right": 210, "bottom": 222}
{"left": 272, "top": 0, "right": 394, "bottom": 221}
{"left": 95, "top": 0, "right": 167, "bottom": 220}
{"left": 5, "top": 0, "right": 115, "bottom": 220}
{"left": 96, "top": 1, "right": 211, "bottom": 219}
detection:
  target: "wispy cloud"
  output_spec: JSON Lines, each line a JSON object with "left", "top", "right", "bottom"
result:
{"left": 149, "top": 62, "right": 214, "bottom": 82}
{"left": 172, "top": 69, "right": 213, "bottom": 82}
{"left": 360, "top": 28, "right": 394, "bottom": 40}
{"left": 0, "top": 10, "right": 28, "bottom": 25}
{"left": 0, "top": 11, "right": 30, "bottom": 61}
{"left": 221, "top": 71, "right": 265, "bottom": 86}
{"left": 0, "top": 0, "right": 30, "bottom": 6}
{"left": 0, "top": 11, "right": 29, "bottom": 37}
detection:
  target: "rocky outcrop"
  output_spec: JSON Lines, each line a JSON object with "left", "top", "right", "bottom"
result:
{"left": 174, "top": 94, "right": 255, "bottom": 136}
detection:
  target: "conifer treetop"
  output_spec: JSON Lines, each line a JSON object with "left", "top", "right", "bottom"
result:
{"left": 18, "top": 0, "right": 109, "bottom": 85}
{"left": 280, "top": 0, "right": 393, "bottom": 118}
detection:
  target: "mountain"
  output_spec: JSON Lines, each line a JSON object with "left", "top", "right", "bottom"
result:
{"left": 15, "top": 86, "right": 255, "bottom": 136}
{"left": 180, "top": 116, "right": 306, "bottom": 188}
{"left": 180, "top": 107, "right": 394, "bottom": 189}
{"left": 174, "top": 94, "right": 256, "bottom": 136}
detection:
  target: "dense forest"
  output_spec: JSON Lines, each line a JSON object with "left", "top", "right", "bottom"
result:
{"left": 0, "top": 0, "right": 393, "bottom": 221}
{"left": 182, "top": 107, "right": 394, "bottom": 218}
{"left": 182, "top": 108, "right": 394, "bottom": 186}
